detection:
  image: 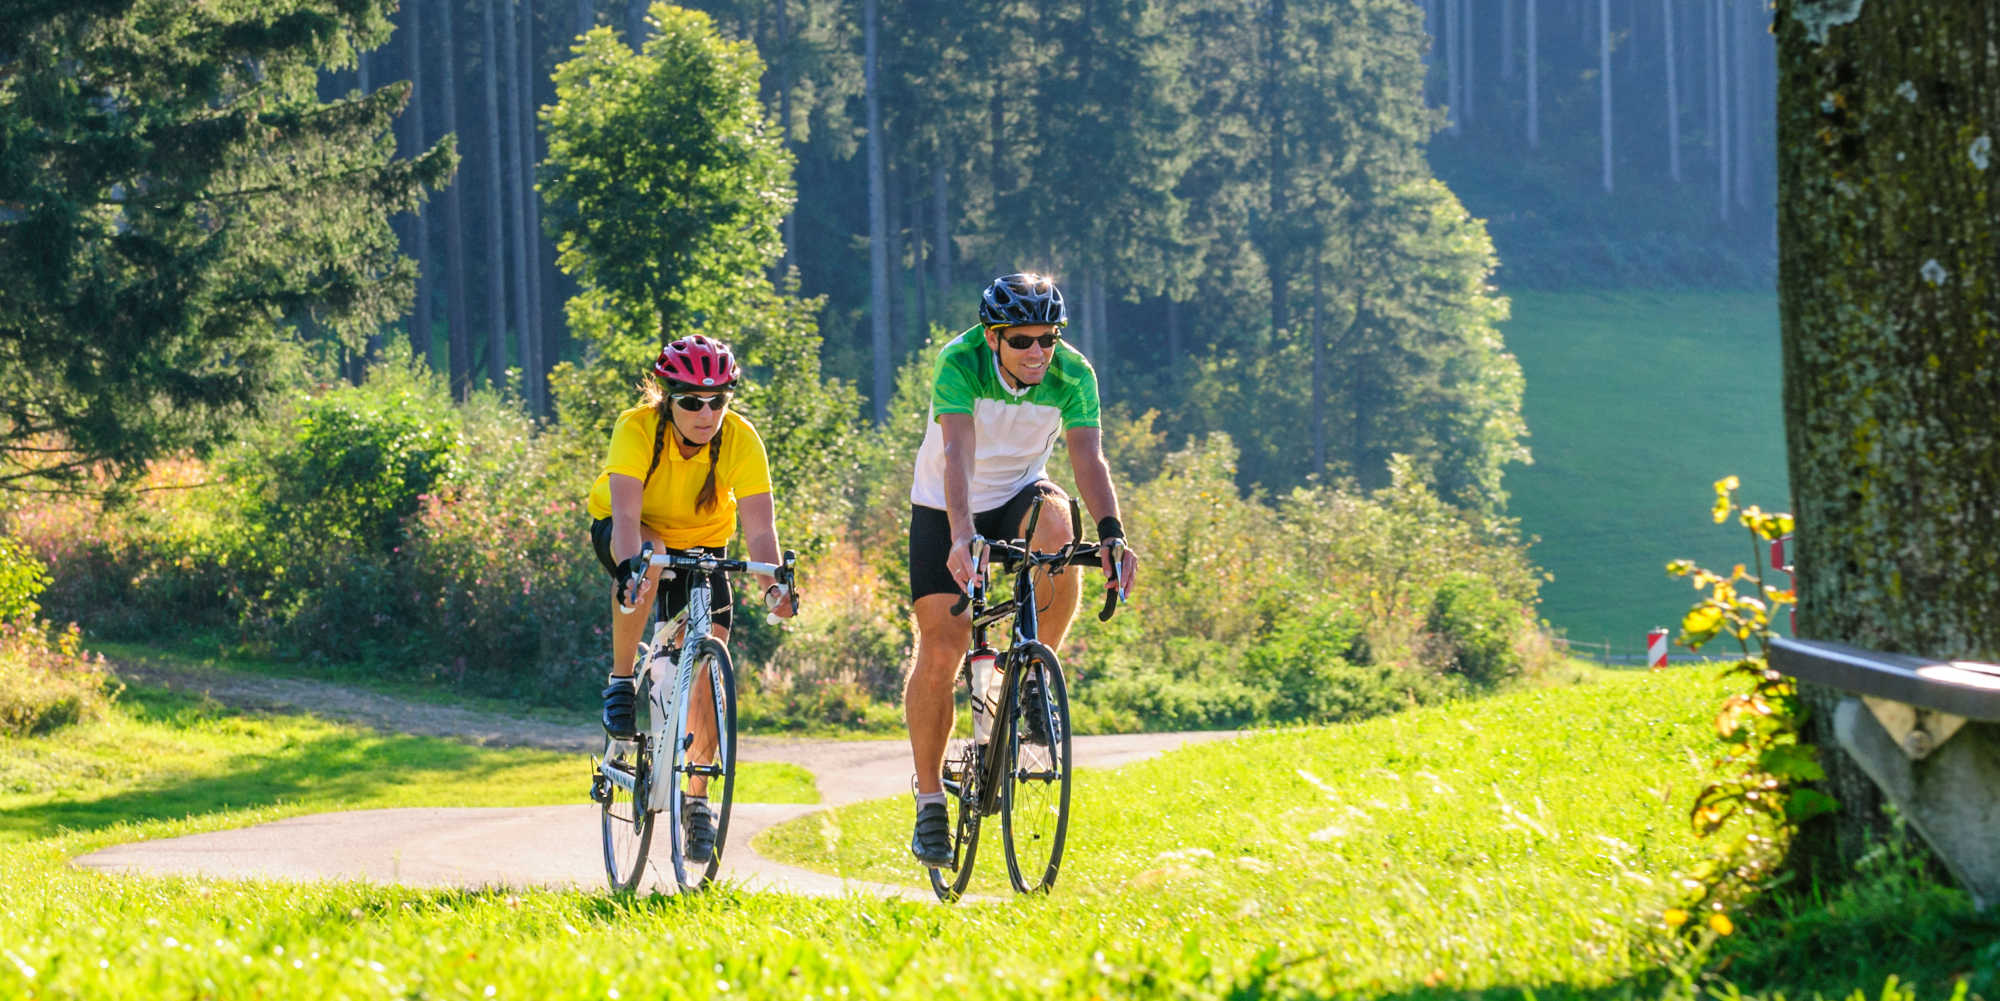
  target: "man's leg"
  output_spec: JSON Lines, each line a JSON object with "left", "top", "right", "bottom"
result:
{"left": 907, "top": 594, "right": 971, "bottom": 795}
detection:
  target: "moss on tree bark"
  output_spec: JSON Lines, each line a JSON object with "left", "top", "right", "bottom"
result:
{"left": 1775, "top": 0, "right": 2000, "bottom": 880}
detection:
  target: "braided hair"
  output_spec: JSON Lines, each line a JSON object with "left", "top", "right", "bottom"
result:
{"left": 640, "top": 375, "right": 725, "bottom": 513}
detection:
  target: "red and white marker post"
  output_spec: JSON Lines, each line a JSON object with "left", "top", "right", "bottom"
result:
{"left": 1647, "top": 627, "right": 1669, "bottom": 670}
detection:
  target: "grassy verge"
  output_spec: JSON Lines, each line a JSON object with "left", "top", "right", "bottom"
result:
{"left": 0, "top": 683, "right": 816, "bottom": 847}
{"left": 93, "top": 636, "right": 910, "bottom": 740}
{"left": 88, "top": 637, "right": 584, "bottom": 724}
{"left": 1, "top": 670, "right": 1989, "bottom": 1000}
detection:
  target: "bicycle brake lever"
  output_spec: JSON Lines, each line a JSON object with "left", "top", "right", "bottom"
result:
{"left": 766, "top": 550, "right": 801, "bottom": 625}
{"left": 947, "top": 536, "right": 985, "bottom": 617}
{"left": 617, "top": 541, "right": 655, "bottom": 614}
{"left": 1096, "top": 539, "right": 1124, "bottom": 622}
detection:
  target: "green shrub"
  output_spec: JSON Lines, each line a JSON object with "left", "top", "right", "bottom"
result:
{"left": 1242, "top": 601, "right": 1420, "bottom": 721}
{"left": 1061, "top": 434, "right": 1545, "bottom": 730}
{"left": 9, "top": 340, "right": 1555, "bottom": 732}
{"left": 0, "top": 620, "right": 118, "bottom": 736}
{"left": 400, "top": 465, "right": 604, "bottom": 701}
{"left": 0, "top": 533, "right": 48, "bottom": 622}
{"left": 242, "top": 372, "right": 459, "bottom": 558}
{"left": 1425, "top": 572, "right": 1526, "bottom": 685}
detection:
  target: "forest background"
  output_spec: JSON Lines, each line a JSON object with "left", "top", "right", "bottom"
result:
{"left": 1, "top": 0, "right": 1787, "bottom": 731}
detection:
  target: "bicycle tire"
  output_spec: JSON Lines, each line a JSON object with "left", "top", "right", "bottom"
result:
{"left": 667, "top": 637, "right": 736, "bottom": 891}
{"left": 1000, "top": 641, "right": 1072, "bottom": 894}
{"left": 600, "top": 677, "right": 656, "bottom": 893}
{"left": 928, "top": 741, "right": 983, "bottom": 903}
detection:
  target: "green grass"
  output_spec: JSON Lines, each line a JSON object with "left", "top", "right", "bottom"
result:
{"left": 2, "top": 671, "right": 1990, "bottom": 1000}
{"left": 94, "top": 636, "right": 912, "bottom": 739}
{"left": 86, "top": 637, "right": 588, "bottom": 726}
{"left": 762, "top": 669, "right": 1728, "bottom": 931}
{"left": 1500, "top": 290, "right": 1790, "bottom": 656}
{"left": 0, "top": 684, "right": 817, "bottom": 846}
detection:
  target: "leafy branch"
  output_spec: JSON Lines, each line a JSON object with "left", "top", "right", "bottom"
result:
{"left": 1659, "top": 476, "right": 1833, "bottom": 946}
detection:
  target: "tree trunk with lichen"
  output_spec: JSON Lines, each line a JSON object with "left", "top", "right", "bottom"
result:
{"left": 1776, "top": 0, "right": 2000, "bottom": 884}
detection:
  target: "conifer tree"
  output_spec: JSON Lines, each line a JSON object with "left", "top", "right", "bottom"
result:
{"left": 0, "top": 0, "right": 454, "bottom": 492}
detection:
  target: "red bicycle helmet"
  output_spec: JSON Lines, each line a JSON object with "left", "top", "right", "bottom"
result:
{"left": 651, "top": 335, "right": 742, "bottom": 389}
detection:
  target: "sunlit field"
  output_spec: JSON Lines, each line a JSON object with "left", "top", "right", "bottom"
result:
{"left": 1501, "top": 291, "right": 1789, "bottom": 658}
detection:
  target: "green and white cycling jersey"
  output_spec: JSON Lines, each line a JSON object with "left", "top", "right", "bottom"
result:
{"left": 911, "top": 326, "right": 1101, "bottom": 512}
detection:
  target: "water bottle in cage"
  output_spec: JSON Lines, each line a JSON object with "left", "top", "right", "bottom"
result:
{"left": 968, "top": 646, "right": 1000, "bottom": 745}
{"left": 648, "top": 623, "right": 678, "bottom": 724}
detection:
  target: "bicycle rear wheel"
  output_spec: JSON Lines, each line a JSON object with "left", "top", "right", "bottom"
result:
{"left": 928, "top": 739, "right": 984, "bottom": 903}
{"left": 1000, "top": 642, "right": 1072, "bottom": 894}
{"left": 599, "top": 678, "right": 656, "bottom": 892}
{"left": 667, "top": 637, "right": 736, "bottom": 891}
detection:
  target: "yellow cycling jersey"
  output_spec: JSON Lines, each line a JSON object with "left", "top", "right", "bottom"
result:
{"left": 585, "top": 405, "right": 773, "bottom": 550}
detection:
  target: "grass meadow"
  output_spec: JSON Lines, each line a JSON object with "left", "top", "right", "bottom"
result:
{"left": 2, "top": 668, "right": 1992, "bottom": 999}
{"left": 1500, "top": 290, "right": 1790, "bottom": 659}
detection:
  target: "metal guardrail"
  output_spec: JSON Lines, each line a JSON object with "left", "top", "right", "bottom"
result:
{"left": 1766, "top": 634, "right": 2000, "bottom": 911}
{"left": 1770, "top": 637, "right": 2000, "bottom": 722}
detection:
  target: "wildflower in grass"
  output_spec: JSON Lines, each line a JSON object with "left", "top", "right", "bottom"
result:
{"left": 1708, "top": 913, "right": 1734, "bottom": 936}
{"left": 1663, "top": 908, "right": 1689, "bottom": 928}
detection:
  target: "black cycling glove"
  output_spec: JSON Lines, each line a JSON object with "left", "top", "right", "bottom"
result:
{"left": 614, "top": 555, "right": 650, "bottom": 606}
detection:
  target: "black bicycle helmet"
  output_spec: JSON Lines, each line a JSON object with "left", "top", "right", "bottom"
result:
{"left": 978, "top": 273, "right": 1067, "bottom": 327}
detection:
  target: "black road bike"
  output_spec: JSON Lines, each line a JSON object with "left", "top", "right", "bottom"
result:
{"left": 930, "top": 494, "right": 1123, "bottom": 902}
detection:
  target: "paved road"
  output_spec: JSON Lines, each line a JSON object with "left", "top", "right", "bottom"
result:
{"left": 76, "top": 732, "right": 1238, "bottom": 898}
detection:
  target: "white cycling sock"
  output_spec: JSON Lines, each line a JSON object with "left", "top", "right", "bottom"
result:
{"left": 915, "top": 791, "right": 947, "bottom": 809}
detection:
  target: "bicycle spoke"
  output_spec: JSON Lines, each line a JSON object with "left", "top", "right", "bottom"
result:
{"left": 667, "top": 638, "right": 735, "bottom": 892}
{"left": 1001, "top": 645, "right": 1072, "bottom": 894}
{"left": 599, "top": 700, "right": 655, "bottom": 892}
{"left": 928, "top": 738, "right": 983, "bottom": 903}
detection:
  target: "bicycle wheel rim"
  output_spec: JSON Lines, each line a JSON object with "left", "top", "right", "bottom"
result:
{"left": 600, "top": 678, "right": 655, "bottom": 892}
{"left": 1001, "top": 645, "right": 1071, "bottom": 894}
{"left": 669, "top": 638, "right": 735, "bottom": 891}
{"left": 928, "top": 744, "right": 982, "bottom": 903}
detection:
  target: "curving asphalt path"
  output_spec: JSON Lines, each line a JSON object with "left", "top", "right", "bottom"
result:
{"left": 76, "top": 660, "right": 1240, "bottom": 897}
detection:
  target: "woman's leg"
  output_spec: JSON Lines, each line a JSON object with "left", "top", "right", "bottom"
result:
{"left": 607, "top": 526, "right": 672, "bottom": 678}
{"left": 683, "top": 567, "right": 732, "bottom": 798}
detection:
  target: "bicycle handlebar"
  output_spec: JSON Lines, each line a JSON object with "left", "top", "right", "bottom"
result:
{"left": 617, "top": 542, "right": 799, "bottom": 624}
{"left": 948, "top": 536, "right": 1124, "bottom": 621}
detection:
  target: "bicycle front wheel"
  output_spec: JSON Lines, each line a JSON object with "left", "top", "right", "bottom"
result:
{"left": 1000, "top": 641, "right": 1072, "bottom": 894}
{"left": 599, "top": 679, "right": 656, "bottom": 893}
{"left": 667, "top": 637, "right": 737, "bottom": 891}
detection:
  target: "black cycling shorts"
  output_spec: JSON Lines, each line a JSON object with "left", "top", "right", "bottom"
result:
{"left": 908, "top": 480, "right": 1059, "bottom": 601}
{"left": 590, "top": 518, "right": 734, "bottom": 630}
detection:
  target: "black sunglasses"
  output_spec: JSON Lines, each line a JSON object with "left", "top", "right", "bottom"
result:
{"left": 1001, "top": 331, "right": 1062, "bottom": 350}
{"left": 671, "top": 393, "right": 731, "bottom": 412}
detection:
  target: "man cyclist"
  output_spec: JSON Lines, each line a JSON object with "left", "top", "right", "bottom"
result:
{"left": 904, "top": 272, "right": 1140, "bottom": 868}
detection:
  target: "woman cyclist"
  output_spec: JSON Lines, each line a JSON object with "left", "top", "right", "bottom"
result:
{"left": 585, "top": 334, "right": 798, "bottom": 863}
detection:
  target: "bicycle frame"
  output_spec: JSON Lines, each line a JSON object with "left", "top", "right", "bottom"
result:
{"left": 641, "top": 578, "right": 723, "bottom": 813}
{"left": 950, "top": 495, "right": 1119, "bottom": 814}
{"left": 600, "top": 549, "right": 794, "bottom": 813}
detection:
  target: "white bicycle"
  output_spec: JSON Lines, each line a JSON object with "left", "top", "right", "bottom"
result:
{"left": 589, "top": 542, "right": 797, "bottom": 892}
